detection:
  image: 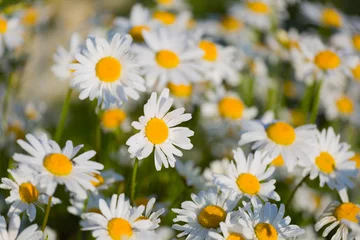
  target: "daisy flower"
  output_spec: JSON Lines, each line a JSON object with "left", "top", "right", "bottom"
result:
{"left": 175, "top": 160, "right": 206, "bottom": 190}
{"left": 135, "top": 28, "right": 204, "bottom": 90}
{"left": 0, "top": 168, "right": 60, "bottom": 222}
{"left": 90, "top": 169, "right": 124, "bottom": 194}
{"left": 52, "top": 32, "right": 82, "bottom": 81}
{"left": 113, "top": 4, "right": 156, "bottom": 42}
{"left": 330, "top": 31, "right": 360, "bottom": 54}
{"left": 315, "top": 190, "right": 360, "bottom": 240}
{"left": 299, "top": 127, "right": 358, "bottom": 190}
{"left": 0, "top": 15, "right": 23, "bottom": 57}
{"left": 342, "top": 219, "right": 360, "bottom": 240}
{"left": 238, "top": 198, "right": 305, "bottom": 239}
{"left": 126, "top": 88, "right": 194, "bottom": 171}
{"left": 81, "top": 194, "right": 155, "bottom": 239}
{"left": 152, "top": 10, "right": 192, "bottom": 30}
{"left": 208, "top": 212, "right": 246, "bottom": 240}
{"left": 100, "top": 107, "right": 127, "bottom": 132}
{"left": 239, "top": 119, "right": 316, "bottom": 171}
{"left": 155, "top": 0, "right": 188, "bottom": 11}
{"left": 213, "top": 148, "right": 280, "bottom": 201}
{"left": 71, "top": 33, "right": 146, "bottom": 108}
{"left": 13, "top": 133, "right": 104, "bottom": 199}
{"left": 172, "top": 187, "right": 238, "bottom": 239}
{"left": 0, "top": 215, "right": 42, "bottom": 240}
{"left": 136, "top": 197, "right": 165, "bottom": 230}
{"left": 203, "top": 158, "right": 230, "bottom": 185}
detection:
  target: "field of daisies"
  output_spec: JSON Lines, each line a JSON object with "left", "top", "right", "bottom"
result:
{"left": 2, "top": 0, "right": 360, "bottom": 239}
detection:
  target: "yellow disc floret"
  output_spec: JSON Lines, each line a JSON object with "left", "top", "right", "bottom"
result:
{"left": 255, "top": 223, "right": 278, "bottom": 240}
{"left": 19, "top": 182, "right": 39, "bottom": 203}
{"left": 156, "top": 50, "right": 180, "bottom": 69}
{"left": 0, "top": 17, "right": 7, "bottom": 34}
{"left": 43, "top": 153, "right": 73, "bottom": 176}
{"left": 218, "top": 97, "right": 245, "bottom": 120}
{"left": 168, "top": 82, "right": 192, "bottom": 98}
{"left": 351, "top": 64, "right": 360, "bottom": 80}
{"left": 129, "top": 25, "right": 150, "bottom": 42}
{"left": 350, "top": 153, "right": 360, "bottom": 169}
{"left": 315, "top": 152, "right": 336, "bottom": 174}
{"left": 90, "top": 173, "right": 105, "bottom": 187}
{"left": 199, "top": 40, "right": 218, "bottom": 62}
{"left": 198, "top": 205, "right": 226, "bottom": 229}
{"left": 221, "top": 16, "right": 243, "bottom": 32}
{"left": 266, "top": 122, "right": 296, "bottom": 145}
{"left": 107, "top": 218, "right": 133, "bottom": 239}
{"left": 247, "top": 2, "right": 270, "bottom": 14}
{"left": 271, "top": 155, "right": 285, "bottom": 167}
{"left": 321, "top": 8, "right": 342, "bottom": 28}
{"left": 336, "top": 96, "right": 354, "bottom": 115}
{"left": 334, "top": 203, "right": 360, "bottom": 223}
{"left": 145, "top": 118, "right": 169, "bottom": 144}
{"left": 236, "top": 173, "right": 260, "bottom": 195}
{"left": 314, "top": 50, "right": 341, "bottom": 70}
{"left": 96, "top": 57, "right": 122, "bottom": 82}
{"left": 101, "top": 108, "right": 126, "bottom": 130}
{"left": 352, "top": 35, "right": 360, "bottom": 51}
{"left": 153, "top": 11, "right": 176, "bottom": 25}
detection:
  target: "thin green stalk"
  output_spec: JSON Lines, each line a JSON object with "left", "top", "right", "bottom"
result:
{"left": 41, "top": 196, "right": 53, "bottom": 231}
{"left": 130, "top": 158, "right": 139, "bottom": 204}
{"left": 2, "top": 72, "right": 16, "bottom": 131}
{"left": 54, "top": 88, "right": 73, "bottom": 142}
{"left": 285, "top": 174, "right": 309, "bottom": 206}
{"left": 301, "top": 83, "right": 314, "bottom": 114}
{"left": 246, "top": 76, "right": 255, "bottom": 106}
{"left": 309, "top": 80, "right": 323, "bottom": 124}
{"left": 95, "top": 119, "right": 102, "bottom": 162}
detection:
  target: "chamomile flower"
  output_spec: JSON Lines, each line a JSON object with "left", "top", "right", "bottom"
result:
{"left": 113, "top": 4, "right": 156, "bottom": 42}
{"left": 203, "top": 158, "right": 230, "bottom": 185}
{"left": 136, "top": 197, "right": 165, "bottom": 230}
{"left": 299, "top": 127, "right": 358, "bottom": 190}
{"left": 135, "top": 28, "right": 204, "bottom": 91}
{"left": 330, "top": 31, "right": 360, "bottom": 53}
{"left": 213, "top": 148, "right": 280, "bottom": 201}
{"left": 67, "top": 193, "right": 103, "bottom": 216}
{"left": 0, "top": 168, "right": 60, "bottom": 222}
{"left": 152, "top": 11, "right": 192, "bottom": 30}
{"left": 71, "top": 33, "right": 146, "bottom": 108}
{"left": 315, "top": 191, "right": 360, "bottom": 240}
{"left": 90, "top": 169, "right": 124, "bottom": 194}
{"left": 175, "top": 160, "right": 206, "bottom": 190}
{"left": 155, "top": 0, "right": 188, "bottom": 11}
{"left": 126, "top": 88, "right": 194, "bottom": 171}
{"left": 239, "top": 120, "right": 316, "bottom": 171}
{"left": 81, "top": 194, "right": 154, "bottom": 239}
{"left": 13, "top": 134, "right": 104, "bottom": 199}
{"left": 0, "top": 215, "right": 42, "bottom": 240}
{"left": 100, "top": 107, "right": 127, "bottom": 131}
{"left": 238, "top": 198, "right": 305, "bottom": 239}
{"left": 172, "top": 187, "right": 238, "bottom": 239}
{"left": 0, "top": 15, "right": 23, "bottom": 57}
{"left": 51, "top": 32, "right": 82, "bottom": 81}
{"left": 208, "top": 211, "right": 246, "bottom": 240}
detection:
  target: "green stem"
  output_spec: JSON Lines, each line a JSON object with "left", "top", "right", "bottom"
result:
{"left": 2, "top": 72, "right": 16, "bottom": 131}
{"left": 95, "top": 119, "right": 102, "bottom": 162}
{"left": 285, "top": 174, "right": 309, "bottom": 206}
{"left": 309, "top": 80, "right": 323, "bottom": 124}
{"left": 41, "top": 196, "right": 52, "bottom": 231}
{"left": 301, "top": 83, "right": 314, "bottom": 114}
{"left": 54, "top": 88, "right": 73, "bottom": 142}
{"left": 130, "top": 158, "right": 139, "bottom": 204}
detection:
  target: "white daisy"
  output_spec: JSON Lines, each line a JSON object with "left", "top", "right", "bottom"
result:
{"left": 175, "top": 160, "right": 206, "bottom": 190}
{"left": 152, "top": 10, "right": 192, "bottom": 30}
{"left": 208, "top": 211, "right": 246, "bottom": 240}
{"left": 13, "top": 133, "right": 104, "bottom": 199}
{"left": 67, "top": 193, "right": 103, "bottom": 216}
{"left": 135, "top": 28, "right": 204, "bottom": 91}
{"left": 81, "top": 194, "right": 155, "bottom": 239}
{"left": 239, "top": 120, "right": 316, "bottom": 171}
{"left": 238, "top": 198, "right": 305, "bottom": 239}
{"left": 172, "top": 187, "right": 238, "bottom": 240}
{"left": 342, "top": 219, "right": 360, "bottom": 240}
{"left": 330, "top": 31, "right": 360, "bottom": 54}
{"left": 71, "top": 33, "right": 146, "bottom": 108}
{"left": 136, "top": 197, "right": 165, "bottom": 231}
{"left": 213, "top": 148, "right": 280, "bottom": 201}
{"left": 126, "top": 88, "right": 194, "bottom": 171}
{"left": 299, "top": 127, "right": 358, "bottom": 190}
{"left": 0, "top": 214, "right": 42, "bottom": 240}
{"left": 90, "top": 169, "right": 124, "bottom": 194}
{"left": 100, "top": 107, "right": 128, "bottom": 132}
{"left": 51, "top": 32, "right": 82, "bottom": 81}
{"left": 0, "top": 15, "right": 23, "bottom": 57}
{"left": 0, "top": 168, "right": 60, "bottom": 222}
{"left": 203, "top": 158, "right": 230, "bottom": 185}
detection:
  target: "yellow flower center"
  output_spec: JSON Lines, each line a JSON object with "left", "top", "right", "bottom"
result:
{"left": 314, "top": 50, "right": 341, "bottom": 70}
{"left": 236, "top": 173, "right": 260, "bottom": 195}
{"left": 334, "top": 203, "right": 360, "bottom": 223}
{"left": 247, "top": 2, "right": 270, "bottom": 14}
{"left": 0, "top": 17, "right": 8, "bottom": 34}
{"left": 271, "top": 155, "right": 285, "bottom": 167}
{"left": 168, "top": 82, "right": 192, "bottom": 97}
{"left": 22, "top": 8, "right": 39, "bottom": 26}
{"left": 266, "top": 122, "right": 296, "bottom": 145}
{"left": 145, "top": 118, "right": 169, "bottom": 144}
{"left": 336, "top": 96, "right": 354, "bottom": 115}
{"left": 255, "top": 223, "right": 278, "bottom": 240}
{"left": 352, "top": 35, "right": 360, "bottom": 51}
{"left": 221, "top": 16, "right": 243, "bottom": 32}
{"left": 6, "top": 121, "right": 25, "bottom": 140}
{"left": 101, "top": 108, "right": 126, "bottom": 130}
{"left": 107, "top": 218, "right": 133, "bottom": 239}
{"left": 156, "top": 50, "right": 180, "bottom": 69}
{"left": 218, "top": 97, "right": 244, "bottom": 120}
{"left": 290, "top": 110, "right": 306, "bottom": 127}
{"left": 197, "top": 205, "right": 226, "bottom": 229}
{"left": 322, "top": 8, "right": 342, "bottom": 28}
{"left": 315, "top": 152, "right": 336, "bottom": 174}
{"left": 350, "top": 153, "right": 360, "bottom": 169}
{"left": 283, "top": 81, "right": 296, "bottom": 98}
{"left": 90, "top": 173, "right": 105, "bottom": 187}
{"left": 96, "top": 57, "right": 122, "bottom": 83}
{"left": 19, "top": 182, "right": 39, "bottom": 204}
{"left": 351, "top": 64, "right": 360, "bottom": 80}
{"left": 129, "top": 25, "right": 150, "bottom": 42}
{"left": 153, "top": 11, "right": 176, "bottom": 25}
{"left": 43, "top": 153, "right": 73, "bottom": 176}
{"left": 157, "top": 0, "right": 173, "bottom": 5}
{"left": 226, "top": 233, "right": 245, "bottom": 240}
{"left": 199, "top": 40, "right": 217, "bottom": 62}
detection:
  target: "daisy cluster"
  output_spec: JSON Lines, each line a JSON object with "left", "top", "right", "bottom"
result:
{"left": 1, "top": 0, "right": 360, "bottom": 239}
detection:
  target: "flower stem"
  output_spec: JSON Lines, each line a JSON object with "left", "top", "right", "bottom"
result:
{"left": 309, "top": 80, "right": 323, "bottom": 124}
{"left": 41, "top": 196, "right": 53, "bottom": 231}
{"left": 285, "top": 174, "right": 309, "bottom": 206}
{"left": 54, "top": 88, "right": 73, "bottom": 142}
{"left": 2, "top": 72, "right": 16, "bottom": 131}
{"left": 130, "top": 158, "right": 139, "bottom": 204}
{"left": 301, "top": 83, "right": 314, "bottom": 115}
